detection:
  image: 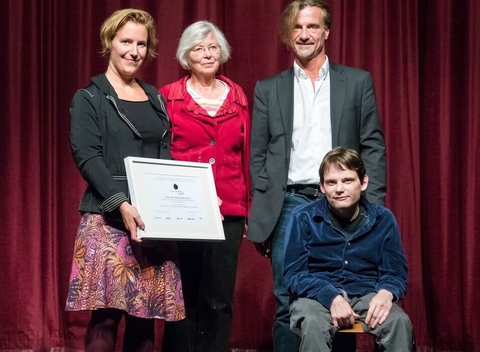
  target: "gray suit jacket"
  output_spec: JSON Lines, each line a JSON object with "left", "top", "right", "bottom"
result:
{"left": 248, "top": 63, "right": 386, "bottom": 243}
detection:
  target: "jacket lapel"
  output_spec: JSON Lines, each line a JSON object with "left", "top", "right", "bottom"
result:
{"left": 277, "top": 68, "right": 295, "bottom": 156}
{"left": 329, "top": 64, "right": 346, "bottom": 147}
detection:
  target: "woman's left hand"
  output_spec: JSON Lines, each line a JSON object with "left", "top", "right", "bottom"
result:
{"left": 217, "top": 196, "right": 224, "bottom": 221}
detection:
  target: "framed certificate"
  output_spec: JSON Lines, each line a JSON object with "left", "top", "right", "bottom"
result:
{"left": 124, "top": 157, "right": 225, "bottom": 241}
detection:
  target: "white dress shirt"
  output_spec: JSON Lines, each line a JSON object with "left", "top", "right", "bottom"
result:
{"left": 288, "top": 57, "right": 332, "bottom": 185}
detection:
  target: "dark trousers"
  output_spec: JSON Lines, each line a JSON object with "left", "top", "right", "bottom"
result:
{"left": 162, "top": 216, "right": 244, "bottom": 352}
{"left": 290, "top": 295, "right": 413, "bottom": 351}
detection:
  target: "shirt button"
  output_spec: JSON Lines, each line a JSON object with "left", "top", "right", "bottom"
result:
{"left": 347, "top": 242, "right": 351, "bottom": 245}
{"left": 210, "top": 140, "right": 215, "bottom": 146}
{"left": 344, "top": 260, "right": 349, "bottom": 264}
{"left": 209, "top": 158, "right": 215, "bottom": 164}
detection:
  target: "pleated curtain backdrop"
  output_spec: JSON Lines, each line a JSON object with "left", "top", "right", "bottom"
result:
{"left": 0, "top": 0, "right": 479, "bottom": 351}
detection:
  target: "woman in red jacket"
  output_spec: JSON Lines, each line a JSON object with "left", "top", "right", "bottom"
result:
{"left": 159, "top": 20, "right": 250, "bottom": 352}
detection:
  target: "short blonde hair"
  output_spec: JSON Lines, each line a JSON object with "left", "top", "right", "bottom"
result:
{"left": 176, "top": 21, "right": 231, "bottom": 70}
{"left": 100, "top": 8, "right": 158, "bottom": 60}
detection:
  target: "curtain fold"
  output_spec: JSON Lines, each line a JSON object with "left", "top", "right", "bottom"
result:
{"left": 419, "top": 0, "right": 480, "bottom": 351}
{"left": 0, "top": 0, "right": 478, "bottom": 351}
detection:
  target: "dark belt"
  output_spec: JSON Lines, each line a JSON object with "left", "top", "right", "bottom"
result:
{"left": 286, "top": 184, "right": 320, "bottom": 199}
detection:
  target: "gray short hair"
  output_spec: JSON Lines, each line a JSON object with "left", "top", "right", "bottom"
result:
{"left": 176, "top": 21, "right": 231, "bottom": 70}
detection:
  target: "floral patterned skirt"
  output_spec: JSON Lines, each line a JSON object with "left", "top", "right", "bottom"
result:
{"left": 65, "top": 213, "right": 185, "bottom": 321}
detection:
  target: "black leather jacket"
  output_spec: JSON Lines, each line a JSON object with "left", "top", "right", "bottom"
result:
{"left": 70, "top": 74, "right": 171, "bottom": 225}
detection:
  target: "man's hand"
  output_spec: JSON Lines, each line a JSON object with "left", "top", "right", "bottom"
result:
{"left": 365, "top": 289, "right": 393, "bottom": 329}
{"left": 119, "top": 202, "right": 145, "bottom": 243}
{"left": 330, "top": 295, "right": 359, "bottom": 329}
{"left": 254, "top": 239, "right": 272, "bottom": 258}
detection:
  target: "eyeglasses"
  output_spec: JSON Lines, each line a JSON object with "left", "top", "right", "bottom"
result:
{"left": 190, "top": 45, "right": 221, "bottom": 57}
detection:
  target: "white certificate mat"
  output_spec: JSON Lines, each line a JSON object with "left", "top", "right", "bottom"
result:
{"left": 124, "top": 157, "right": 225, "bottom": 241}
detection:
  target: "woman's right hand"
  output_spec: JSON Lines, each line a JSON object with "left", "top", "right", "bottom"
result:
{"left": 119, "top": 202, "right": 145, "bottom": 243}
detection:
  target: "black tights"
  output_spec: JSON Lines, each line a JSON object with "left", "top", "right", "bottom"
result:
{"left": 85, "top": 308, "right": 155, "bottom": 352}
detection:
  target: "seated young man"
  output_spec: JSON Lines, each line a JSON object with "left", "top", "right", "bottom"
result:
{"left": 283, "top": 147, "right": 414, "bottom": 351}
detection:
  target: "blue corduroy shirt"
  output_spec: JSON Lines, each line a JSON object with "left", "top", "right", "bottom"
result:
{"left": 283, "top": 196, "right": 408, "bottom": 309}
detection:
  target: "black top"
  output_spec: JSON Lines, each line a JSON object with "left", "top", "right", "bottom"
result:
{"left": 330, "top": 204, "right": 368, "bottom": 240}
{"left": 118, "top": 99, "right": 163, "bottom": 158}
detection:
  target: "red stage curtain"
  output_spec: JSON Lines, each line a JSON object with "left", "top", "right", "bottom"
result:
{"left": 0, "top": 0, "right": 479, "bottom": 351}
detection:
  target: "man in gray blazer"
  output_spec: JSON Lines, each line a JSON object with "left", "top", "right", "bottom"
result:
{"left": 248, "top": 1, "right": 386, "bottom": 351}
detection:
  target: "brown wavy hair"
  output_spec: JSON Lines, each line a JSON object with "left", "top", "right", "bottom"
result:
{"left": 280, "top": 0, "right": 331, "bottom": 46}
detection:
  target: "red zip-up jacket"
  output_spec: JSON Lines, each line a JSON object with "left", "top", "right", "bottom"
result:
{"left": 159, "top": 75, "right": 251, "bottom": 217}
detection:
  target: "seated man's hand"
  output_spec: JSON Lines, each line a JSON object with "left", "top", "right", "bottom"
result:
{"left": 330, "top": 295, "right": 359, "bottom": 329}
{"left": 365, "top": 289, "right": 393, "bottom": 329}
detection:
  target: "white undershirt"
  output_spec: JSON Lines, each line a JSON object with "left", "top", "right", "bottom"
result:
{"left": 288, "top": 57, "right": 332, "bottom": 185}
{"left": 187, "top": 79, "right": 229, "bottom": 117}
